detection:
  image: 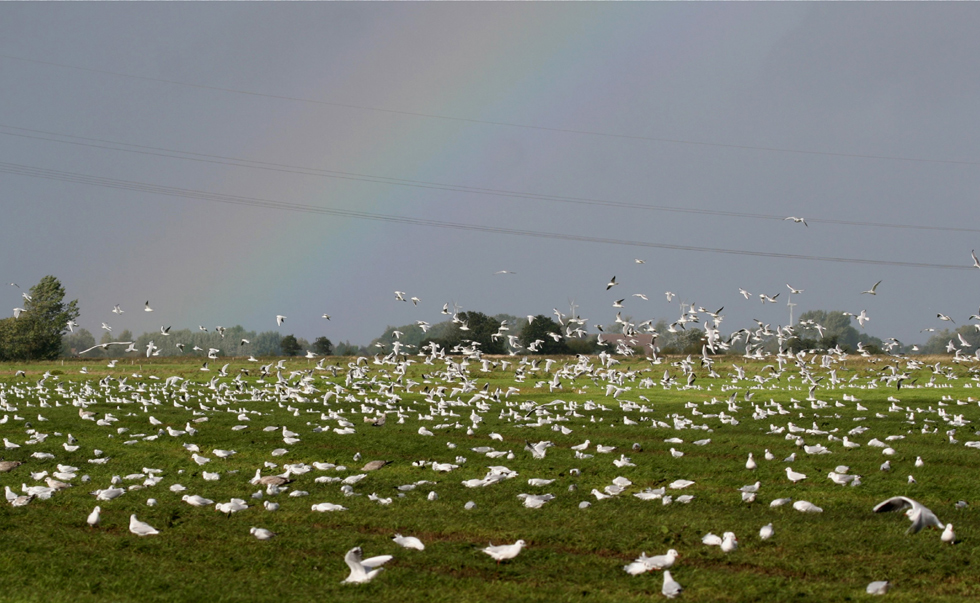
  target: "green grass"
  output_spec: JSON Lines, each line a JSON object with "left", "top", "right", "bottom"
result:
{"left": 0, "top": 355, "right": 979, "bottom": 602}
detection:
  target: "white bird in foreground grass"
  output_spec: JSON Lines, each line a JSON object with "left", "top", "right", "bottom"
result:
{"left": 129, "top": 514, "right": 159, "bottom": 536}
{"left": 392, "top": 534, "right": 425, "bottom": 551}
{"left": 941, "top": 524, "right": 955, "bottom": 543}
{"left": 623, "top": 549, "right": 678, "bottom": 574}
{"left": 87, "top": 506, "right": 100, "bottom": 527}
{"left": 873, "top": 496, "right": 944, "bottom": 534}
{"left": 342, "top": 547, "right": 392, "bottom": 583}
{"left": 482, "top": 540, "right": 526, "bottom": 563}
{"left": 250, "top": 527, "right": 276, "bottom": 540}
{"left": 759, "top": 523, "right": 774, "bottom": 540}
{"left": 662, "top": 570, "right": 682, "bottom": 598}
{"left": 867, "top": 581, "right": 890, "bottom": 595}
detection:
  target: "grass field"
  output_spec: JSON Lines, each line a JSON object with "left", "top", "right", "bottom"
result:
{"left": 0, "top": 354, "right": 978, "bottom": 602}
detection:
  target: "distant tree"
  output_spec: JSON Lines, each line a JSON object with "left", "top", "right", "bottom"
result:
{"left": 280, "top": 334, "right": 301, "bottom": 357}
{"left": 312, "top": 336, "right": 333, "bottom": 356}
{"left": 62, "top": 328, "right": 97, "bottom": 357}
{"left": 519, "top": 315, "right": 570, "bottom": 355}
{"left": 334, "top": 340, "right": 362, "bottom": 356}
{"left": 252, "top": 331, "right": 282, "bottom": 356}
{"left": 0, "top": 276, "right": 80, "bottom": 361}
{"left": 434, "top": 311, "right": 505, "bottom": 354}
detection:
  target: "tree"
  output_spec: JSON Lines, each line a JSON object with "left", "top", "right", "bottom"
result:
{"left": 519, "top": 315, "right": 570, "bottom": 355}
{"left": 312, "top": 336, "right": 333, "bottom": 356}
{"left": 0, "top": 276, "right": 79, "bottom": 361}
{"left": 431, "top": 311, "right": 504, "bottom": 354}
{"left": 62, "top": 328, "right": 97, "bottom": 357}
{"left": 280, "top": 334, "right": 301, "bottom": 357}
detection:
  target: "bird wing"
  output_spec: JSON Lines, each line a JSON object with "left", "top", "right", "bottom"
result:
{"left": 361, "top": 554, "right": 393, "bottom": 569}
{"left": 873, "top": 496, "right": 914, "bottom": 513}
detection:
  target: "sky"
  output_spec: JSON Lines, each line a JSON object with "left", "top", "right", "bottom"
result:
{"left": 1, "top": 3, "right": 978, "bottom": 348}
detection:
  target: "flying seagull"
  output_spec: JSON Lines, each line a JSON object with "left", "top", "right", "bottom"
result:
{"left": 276, "top": 315, "right": 286, "bottom": 326}
{"left": 972, "top": 249, "right": 980, "bottom": 269}
{"left": 873, "top": 496, "right": 944, "bottom": 534}
{"left": 861, "top": 281, "right": 882, "bottom": 295}
{"left": 606, "top": 276, "right": 618, "bottom": 290}
{"left": 784, "top": 216, "right": 807, "bottom": 226}
{"left": 144, "top": 301, "right": 153, "bottom": 312}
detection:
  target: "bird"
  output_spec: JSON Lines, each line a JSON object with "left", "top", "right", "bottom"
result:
{"left": 873, "top": 496, "right": 945, "bottom": 534}
{"left": 361, "top": 460, "right": 391, "bottom": 472}
{"left": 972, "top": 249, "right": 980, "bottom": 270}
{"left": 785, "top": 467, "right": 807, "bottom": 482}
{"left": 87, "top": 506, "right": 101, "bottom": 527}
{"left": 662, "top": 570, "right": 683, "bottom": 598}
{"left": 720, "top": 532, "right": 738, "bottom": 553}
{"left": 941, "top": 524, "right": 955, "bottom": 544}
{"left": 144, "top": 301, "right": 153, "bottom": 312}
{"left": 745, "top": 453, "right": 757, "bottom": 470}
{"left": 321, "top": 314, "right": 331, "bottom": 320}
{"left": 759, "top": 523, "right": 774, "bottom": 540}
{"left": 861, "top": 280, "right": 882, "bottom": 295}
{"left": 342, "top": 547, "right": 392, "bottom": 584}
{"left": 392, "top": 534, "right": 425, "bottom": 551}
{"left": 112, "top": 304, "right": 124, "bottom": 314}
{"left": 606, "top": 276, "right": 618, "bottom": 290}
{"left": 867, "top": 581, "right": 890, "bottom": 595}
{"left": 786, "top": 284, "right": 804, "bottom": 295}
{"left": 482, "top": 540, "right": 526, "bottom": 563}
{"left": 784, "top": 216, "right": 807, "bottom": 227}
{"left": 129, "top": 514, "right": 159, "bottom": 536}
{"left": 250, "top": 527, "right": 276, "bottom": 540}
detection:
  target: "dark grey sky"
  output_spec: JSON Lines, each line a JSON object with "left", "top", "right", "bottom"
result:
{"left": 1, "top": 4, "right": 977, "bottom": 346}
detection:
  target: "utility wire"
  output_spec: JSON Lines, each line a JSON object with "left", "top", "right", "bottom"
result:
{"left": 3, "top": 53, "right": 980, "bottom": 167}
{"left": 0, "top": 160, "right": 972, "bottom": 271}
{"left": 2, "top": 124, "right": 978, "bottom": 235}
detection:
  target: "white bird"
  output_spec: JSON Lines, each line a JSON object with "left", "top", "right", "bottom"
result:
{"left": 662, "top": 570, "right": 683, "bottom": 598}
{"left": 129, "top": 514, "right": 159, "bottom": 536}
{"left": 874, "top": 496, "right": 944, "bottom": 534}
{"left": 720, "top": 532, "right": 738, "bottom": 553}
{"left": 785, "top": 467, "right": 807, "bottom": 483}
{"left": 276, "top": 315, "right": 286, "bottom": 326}
{"left": 392, "top": 534, "right": 425, "bottom": 551}
{"left": 745, "top": 453, "right": 757, "bottom": 470}
{"left": 87, "top": 506, "right": 101, "bottom": 527}
{"left": 861, "top": 280, "right": 882, "bottom": 295}
{"left": 182, "top": 494, "right": 214, "bottom": 507}
{"left": 342, "top": 547, "right": 393, "bottom": 584}
{"left": 867, "top": 581, "right": 890, "bottom": 595}
{"left": 144, "top": 301, "right": 153, "bottom": 312}
{"left": 759, "top": 523, "right": 774, "bottom": 540}
{"left": 482, "top": 540, "right": 526, "bottom": 563}
{"left": 250, "top": 527, "right": 276, "bottom": 540}
{"left": 606, "top": 276, "right": 618, "bottom": 290}
{"left": 784, "top": 216, "right": 807, "bottom": 227}
{"left": 941, "top": 523, "right": 955, "bottom": 543}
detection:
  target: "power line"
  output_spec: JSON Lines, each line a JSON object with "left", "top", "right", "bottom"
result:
{"left": 3, "top": 53, "right": 979, "bottom": 167}
{"left": 2, "top": 124, "right": 978, "bottom": 235}
{"left": 0, "top": 160, "right": 972, "bottom": 271}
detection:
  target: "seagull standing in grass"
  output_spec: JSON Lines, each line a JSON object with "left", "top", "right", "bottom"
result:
{"left": 662, "top": 570, "right": 682, "bottom": 598}
{"left": 392, "top": 534, "right": 425, "bottom": 551}
{"left": 482, "top": 540, "right": 526, "bottom": 563}
{"left": 129, "top": 514, "right": 159, "bottom": 536}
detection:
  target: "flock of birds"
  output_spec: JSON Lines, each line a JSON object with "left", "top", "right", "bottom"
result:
{"left": 3, "top": 253, "right": 980, "bottom": 597}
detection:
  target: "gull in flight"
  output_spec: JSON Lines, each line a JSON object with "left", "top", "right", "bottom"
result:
{"left": 276, "top": 315, "right": 286, "bottom": 326}
{"left": 606, "top": 276, "right": 618, "bottom": 290}
{"left": 787, "top": 284, "right": 804, "bottom": 295}
{"left": 342, "top": 547, "right": 393, "bottom": 584}
{"left": 321, "top": 314, "right": 331, "bottom": 320}
{"left": 634, "top": 259, "right": 645, "bottom": 264}
{"left": 494, "top": 270, "right": 516, "bottom": 275}
{"left": 112, "top": 304, "right": 124, "bottom": 314}
{"left": 861, "top": 280, "right": 882, "bottom": 295}
{"left": 144, "top": 301, "right": 153, "bottom": 312}
{"left": 937, "top": 313, "right": 955, "bottom": 324}
{"left": 972, "top": 249, "right": 980, "bottom": 269}
{"left": 873, "top": 496, "right": 944, "bottom": 534}
{"left": 784, "top": 216, "right": 807, "bottom": 227}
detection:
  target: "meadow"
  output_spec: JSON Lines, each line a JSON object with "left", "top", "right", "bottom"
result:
{"left": 0, "top": 353, "right": 978, "bottom": 602}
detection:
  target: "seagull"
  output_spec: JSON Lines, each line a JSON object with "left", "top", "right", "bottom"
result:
{"left": 342, "top": 547, "right": 393, "bottom": 584}
{"left": 606, "top": 276, "right": 618, "bottom": 290}
{"left": 87, "top": 506, "right": 101, "bottom": 527}
{"left": 129, "top": 514, "right": 159, "bottom": 536}
{"left": 867, "top": 581, "right": 890, "bottom": 595}
{"left": 482, "top": 540, "right": 526, "bottom": 563}
{"left": 785, "top": 467, "right": 807, "bottom": 482}
{"left": 759, "top": 523, "right": 774, "bottom": 540}
{"left": 784, "top": 216, "right": 808, "bottom": 227}
{"left": 144, "top": 301, "right": 153, "bottom": 312}
{"left": 787, "top": 284, "right": 804, "bottom": 295}
{"left": 972, "top": 249, "right": 980, "bottom": 269}
{"left": 112, "top": 304, "right": 124, "bottom": 314}
{"left": 276, "top": 315, "right": 286, "bottom": 326}
{"left": 937, "top": 313, "right": 955, "bottom": 323}
{"left": 739, "top": 288, "right": 751, "bottom": 299}
{"left": 873, "top": 496, "right": 945, "bottom": 534}
{"left": 392, "top": 534, "right": 425, "bottom": 551}
{"left": 634, "top": 259, "right": 645, "bottom": 264}
{"left": 941, "top": 523, "right": 955, "bottom": 543}
{"left": 861, "top": 280, "right": 882, "bottom": 295}
{"left": 494, "top": 270, "right": 516, "bottom": 275}
{"left": 662, "top": 570, "right": 683, "bottom": 598}
{"left": 665, "top": 291, "right": 676, "bottom": 302}
{"left": 321, "top": 314, "right": 331, "bottom": 320}
{"left": 250, "top": 527, "right": 276, "bottom": 540}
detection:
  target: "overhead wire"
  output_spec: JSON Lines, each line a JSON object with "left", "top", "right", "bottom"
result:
{"left": 0, "top": 160, "right": 972, "bottom": 271}
{"left": 1, "top": 124, "right": 978, "bottom": 234}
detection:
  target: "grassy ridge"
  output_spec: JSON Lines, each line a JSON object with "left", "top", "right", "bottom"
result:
{"left": 0, "top": 355, "right": 978, "bottom": 602}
